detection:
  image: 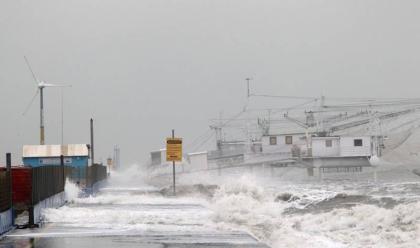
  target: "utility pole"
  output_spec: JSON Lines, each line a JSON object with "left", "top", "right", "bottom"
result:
{"left": 246, "top": 77, "right": 252, "bottom": 98}
{"left": 60, "top": 88, "right": 64, "bottom": 145}
{"left": 113, "top": 145, "right": 120, "bottom": 169}
{"left": 90, "top": 118, "right": 94, "bottom": 165}
{"left": 318, "top": 95, "right": 326, "bottom": 134}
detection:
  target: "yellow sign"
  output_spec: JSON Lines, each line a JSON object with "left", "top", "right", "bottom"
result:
{"left": 166, "top": 138, "right": 182, "bottom": 161}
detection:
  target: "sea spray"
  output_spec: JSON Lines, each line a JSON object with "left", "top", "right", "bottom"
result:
{"left": 107, "top": 164, "right": 150, "bottom": 188}
{"left": 208, "top": 176, "right": 420, "bottom": 248}
{"left": 269, "top": 202, "right": 420, "bottom": 248}
{"left": 210, "top": 175, "right": 285, "bottom": 240}
{"left": 65, "top": 179, "right": 81, "bottom": 202}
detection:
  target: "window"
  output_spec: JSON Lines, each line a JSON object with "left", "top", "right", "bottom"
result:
{"left": 325, "top": 139, "right": 332, "bottom": 147}
{"left": 269, "top": 136, "right": 277, "bottom": 145}
{"left": 285, "top": 136, "right": 293, "bottom": 145}
{"left": 354, "top": 139, "right": 363, "bottom": 146}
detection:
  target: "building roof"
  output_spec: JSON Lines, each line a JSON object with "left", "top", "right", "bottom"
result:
{"left": 263, "top": 132, "right": 309, "bottom": 136}
{"left": 188, "top": 151, "right": 208, "bottom": 156}
{"left": 23, "top": 144, "right": 89, "bottom": 158}
{"left": 312, "top": 136, "right": 340, "bottom": 140}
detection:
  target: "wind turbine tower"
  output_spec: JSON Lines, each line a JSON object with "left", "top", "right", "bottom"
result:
{"left": 23, "top": 56, "right": 71, "bottom": 145}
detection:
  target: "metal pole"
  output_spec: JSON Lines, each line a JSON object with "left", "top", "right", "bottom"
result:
{"left": 40, "top": 87, "right": 45, "bottom": 145}
{"left": 90, "top": 118, "right": 94, "bottom": 166}
{"left": 60, "top": 88, "right": 64, "bottom": 145}
{"left": 6, "top": 153, "right": 13, "bottom": 225}
{"left": 172, "top": 129, "right": 176, "bottom": 196}
{"left": 246, "top": 78, "right": 250, "bottom": 98}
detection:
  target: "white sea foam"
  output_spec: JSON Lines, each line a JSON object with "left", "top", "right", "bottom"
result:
{"left": 43, "top": 155, "right": 420, "bottom": 248}
{"left": 208, "top": 175, "right": 420, "bottom": 248}
{"left": 270, "top": 202, "right": 420, "bottom": 248}
{"left": 74, "top": 191, "right": 207, "bottom": 206}
{"left": 43, "top": 204, "right": 213, "bottom": 232}
{"left": 45, "top": 182, "right": 213, "bottom": 233}
{"left": 65, "top": 179, "right": 80, "bottom": 202}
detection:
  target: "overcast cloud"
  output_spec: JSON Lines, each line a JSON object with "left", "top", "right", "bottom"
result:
{"left": 1, "top": 0, "right": 420, "bottom": 165}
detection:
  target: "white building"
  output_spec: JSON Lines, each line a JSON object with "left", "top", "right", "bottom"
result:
{"left": 150, "top": 149, "right": 167, "bottom": 166}
{"left": 262, "top": 134, "right": 372, "bottom": 158}
{"left": 338, "top": 136, "right": 372, "bottom": 157}
{"left": 186, "top": 151, "right": 208, "bottom": 170}
{"left": 311, "top": 137, "right": 340, "bottom": 157}
{"left": 261, "top": 133, "right": 308, "bottom": 155}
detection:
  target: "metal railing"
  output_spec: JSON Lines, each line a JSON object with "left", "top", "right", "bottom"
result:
{"left": 31, "top": 165, "right": 65, "bottom": 205}
{"left": 87, "top": 164, "right": 107, "bottom": 188}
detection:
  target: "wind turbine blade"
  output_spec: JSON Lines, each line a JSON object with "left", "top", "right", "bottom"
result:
{"left": 23, "top": 56, "right": 39, "bottom": 84}
{"left": 22, "top": 89, "right": 39, "bottom": 116}
{"left": 43, "top": 83, "right": 72, "bottom": 87}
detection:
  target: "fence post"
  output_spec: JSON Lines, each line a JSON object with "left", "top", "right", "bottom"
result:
{"left": 6, "top": 153, "right": 13, "bottom": 225}
{"left": 29, "top": 167, "right": 34, "bottom": 227}
{"left": 86, "top": 165, "right": 89, "bottom": 188}
{"left": 61, "top": 155, "right": 65, "bottom": 192}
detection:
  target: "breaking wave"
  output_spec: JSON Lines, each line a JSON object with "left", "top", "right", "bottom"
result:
{"left": 65, "top": 179, "right": 80, "bottom": 202}
{"left": 270, "top": 202, "right": 420, "bottom": 248}
{"left": 208, "top": 175, "right": 420, "bottom": 248}
{"left": 45, "top": 161, "right": 420, "bottom": 247}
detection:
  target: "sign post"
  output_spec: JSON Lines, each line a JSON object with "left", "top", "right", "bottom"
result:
{"left": 166, "top": 129, "right": 182, "bottom": 196}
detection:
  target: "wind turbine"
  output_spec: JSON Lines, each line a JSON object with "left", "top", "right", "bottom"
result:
{"left": 23, "top": 56, "right": 71, "bottom": 145}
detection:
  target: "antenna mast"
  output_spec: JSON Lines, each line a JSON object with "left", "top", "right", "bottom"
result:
{"left": 246, "top": 77, "right": 252, "bottom": 98}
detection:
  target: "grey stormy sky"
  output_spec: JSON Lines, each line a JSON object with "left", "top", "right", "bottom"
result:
{"left": 1, "top": 0, "right": 420, "bottom": 165}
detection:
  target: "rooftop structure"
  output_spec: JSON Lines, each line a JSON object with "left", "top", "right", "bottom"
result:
{"left": 22, "top": 144, "right": 90, "bottom": 183}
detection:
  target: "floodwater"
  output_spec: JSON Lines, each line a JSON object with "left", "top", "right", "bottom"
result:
{"left": 0, "top": 171, "right": 269, "bottom": 248}
{"left": 2, "top": 165, "right": 420, "bottom": 248}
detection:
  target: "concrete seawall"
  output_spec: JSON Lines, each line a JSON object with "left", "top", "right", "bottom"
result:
{"left": 0, "top": 209, "right": 13, "bottom": 235}
{"left": 32, "top": 192, "right": 65, "bottom": 225}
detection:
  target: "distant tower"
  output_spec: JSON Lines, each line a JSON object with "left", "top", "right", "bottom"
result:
{"left": 305, "top": 111, "right": 316, "bottom": 127}
{"left": 245, "top": 77, "right": 253, "bottom": 98}
{"left": 107, "top": 157, "right": 113, "bottom": 171}
{"left": 210, "top": 125, "right": 223, "bottom": 150}
{"left": 113, "top": 145, "right": 120, "bottom": 169}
